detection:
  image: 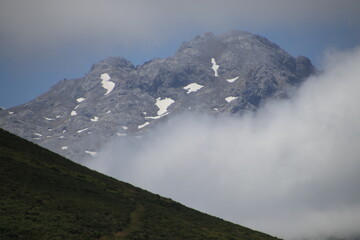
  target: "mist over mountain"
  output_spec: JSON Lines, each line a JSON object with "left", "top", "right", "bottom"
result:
{"left": 0, "top": 30, "right": 315, "bottom": 161}
{"left": 0, "top": 128, "right": 281, "bottom": 240}
{"left": 2, "top": 30, "right": 359, "bottom": 240}
{"left": 88, "top": 47, "right": 360, "bottom": 240}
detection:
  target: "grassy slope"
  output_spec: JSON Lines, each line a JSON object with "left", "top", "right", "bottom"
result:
{"left": 0, "top": 128, "right": 280, "bottom": 240}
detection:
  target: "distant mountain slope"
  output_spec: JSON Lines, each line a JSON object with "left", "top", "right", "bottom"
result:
{"left": 0, "top": 128, "right": 280, "bottom": 240}
{"left": 0, "top": 30, "right": 316, "bottom": 161}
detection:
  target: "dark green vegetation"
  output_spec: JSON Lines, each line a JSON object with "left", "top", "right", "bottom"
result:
{"left": 0, "top": 128, "right": 280, "bottom": 240}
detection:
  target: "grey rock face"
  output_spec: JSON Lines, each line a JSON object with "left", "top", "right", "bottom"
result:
{"left": 0, "top": 30, "right": 316, "bottom": 161}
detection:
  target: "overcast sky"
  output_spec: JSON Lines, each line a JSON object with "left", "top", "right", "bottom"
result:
{"left": 0, "top": 0, "right": 360, "bottom": 108}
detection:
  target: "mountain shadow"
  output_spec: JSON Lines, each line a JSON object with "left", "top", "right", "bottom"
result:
{"left": 0, "top": 128, "right": 280, "bottom": 240}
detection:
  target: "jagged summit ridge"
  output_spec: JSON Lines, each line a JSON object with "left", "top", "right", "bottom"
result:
{"left": 90, "top": 56, "right": 134, "bottom": 71}
{"left": 0, "top": 30, "right": 316, "bottom": 161}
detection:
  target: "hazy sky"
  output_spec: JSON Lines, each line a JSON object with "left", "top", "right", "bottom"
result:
{"left": 1, "top": 0, "right": 360, "bottom": 108}
{"left": 88, "top": 47, "right": 360, "bottom": 239}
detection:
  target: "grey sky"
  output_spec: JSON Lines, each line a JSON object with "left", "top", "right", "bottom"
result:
{"left": 1, "top": 0, "right": 359, "bottom": 54}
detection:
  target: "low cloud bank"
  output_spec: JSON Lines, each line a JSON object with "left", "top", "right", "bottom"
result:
{"left": 87, "top": 48, "right": 360, "bottom": 239}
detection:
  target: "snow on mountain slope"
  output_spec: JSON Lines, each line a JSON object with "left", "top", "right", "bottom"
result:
{"left": 100, "top": 73, "right": 115, "bottom": 95}
{"left": 183, "top": 83, "right": 204, "bottom": 94}
{"left": 0, "top": 30, "right": 316, "bottom": 161}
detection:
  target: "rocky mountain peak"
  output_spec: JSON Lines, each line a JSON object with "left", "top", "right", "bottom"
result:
{"left": 0, "top": 30, "right": 317, "bottom": 161}
{"left": 295, "top": 55, "right": 317, "bottom": 77}
{"left": 90, "top": 56, "right": 134, "bottom": 71}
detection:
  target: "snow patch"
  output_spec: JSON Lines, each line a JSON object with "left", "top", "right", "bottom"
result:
{"left": 48, "top": 129, "right": 52, "bottom": 132}
{"left": 138, "top": 122, "right": 150, "bottom": 129}
{"left": 56, "top": 115, "right": 61, "bottom": 118}
{"left": 76, "top": 97, "right": 86, "bottom": 103}
{"left": 226, "top": 76, "right": 239, "bottom": 83}
{"left": 85, "top": 151, "right": 97, "bottom": 157}
{"left": 100, "top": 73, "right": 115, "bottom": 95}
{"left": 100, "top": 73, "right": 110, "bottom": 81}
{"left": 59, "top": 136, "right": 64, "bottom": 139}
{"left": 71, "top": 111, "right": 77, "bottom": 116}
{"left": 213, "top": 108, "right": 218, "bottom": 111}
{"left": 145, "top": 113, "right": 169, "bottom": 120}
{"left": 90, "top": 116, "right": 99, "bottom": 122}
{"left": 77, "top": 128, "right": 89, "bottom": 133}
{"left": 211, "top": 58, "right": 219, "bottom": 77}
{"left": 117, "top": 132, "right": 127, "bottom": 136}
{"left": 8, "top": 111, "right": 14, "bottom": 115}
{"left": 225, "top": 96, "right": 238, "bottom": 103}
{"left": 105, "top": 110, "right": 111, "bottom": 114}
{"left": 122, "top": 126, "right": 128, "bottom": 130}
{"left": 34, "top": 133, "right": 42, "bottom": 137}
{"left": 156, "top": 97, "right": 175, "bottom": 116}
{"left": 183, "top": 83, "right": 204, "bottom": 94}
{"left": 61, "top": 146, "right": 68, "bottom": 150}
{"left": 144, "top": 97, "right": 174, "bottom": 120}
{"left": 45, "top": 117, "right": 54, "bottom": 121}
{"left": 62, "top": 130, "right": 66, "bottom": 133}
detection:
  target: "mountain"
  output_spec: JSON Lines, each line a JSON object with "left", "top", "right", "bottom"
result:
{"left": 0, "top": 127, "right": 280, "bottom": 240}
{"left": 0, "top": 30, "right": 316, "bottom": 161}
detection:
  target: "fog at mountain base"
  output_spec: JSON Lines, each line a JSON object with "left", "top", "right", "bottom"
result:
{"left": 87, "top": 48, "right": 360, "bottom": 240}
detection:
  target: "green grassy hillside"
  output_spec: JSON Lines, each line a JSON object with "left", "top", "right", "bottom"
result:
{"left": 0, "top": 128, "right": 280, "bottom": 240}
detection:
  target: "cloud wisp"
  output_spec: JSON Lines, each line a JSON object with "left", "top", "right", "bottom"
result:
{"left": 86, "top": 48, "right": 360, "bottom": 239}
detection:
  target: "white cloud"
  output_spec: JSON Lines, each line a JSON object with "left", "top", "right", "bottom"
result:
{"left": 87, "top": 47, "right": 360, "bottom": 239}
